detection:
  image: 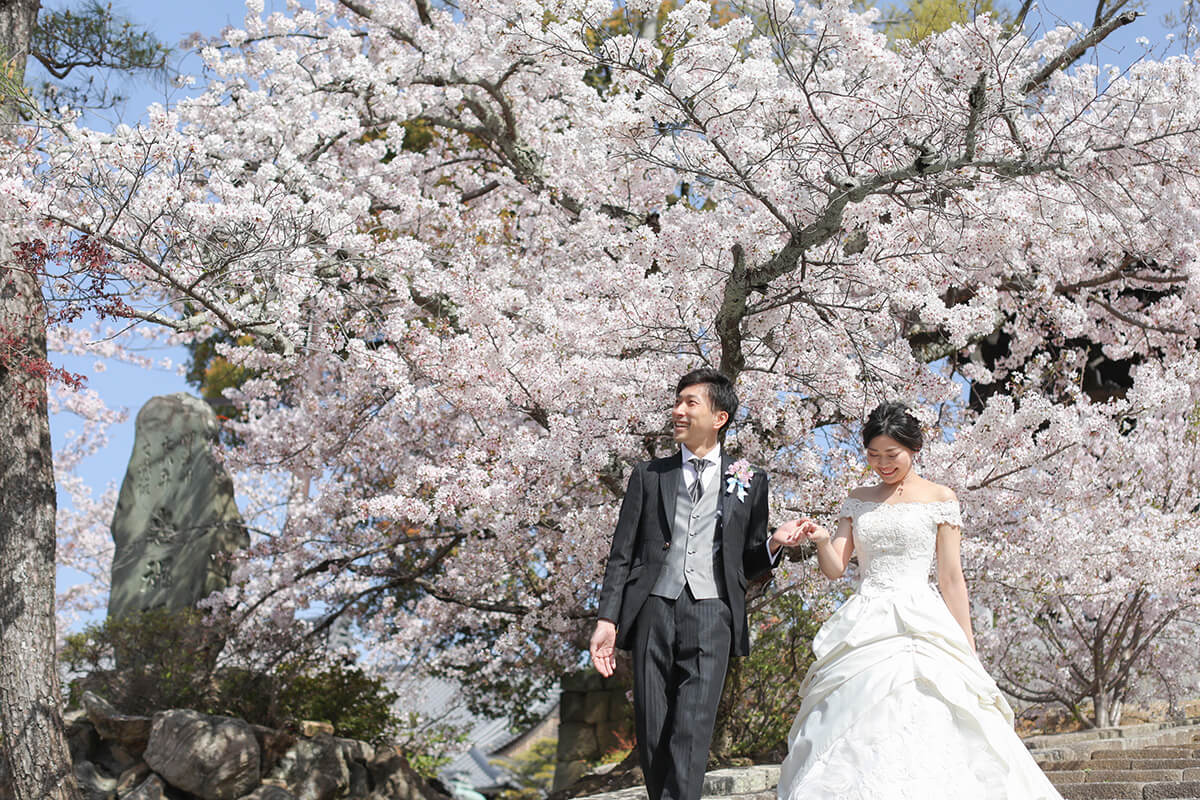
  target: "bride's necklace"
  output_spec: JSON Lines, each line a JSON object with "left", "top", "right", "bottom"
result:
{"left": 891, "top": 470, "right": 915, "bottom": 498}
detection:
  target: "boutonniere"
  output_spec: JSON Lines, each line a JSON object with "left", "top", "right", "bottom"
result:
{"left": 724, "top": 459, "right": 754, "bottom": 502}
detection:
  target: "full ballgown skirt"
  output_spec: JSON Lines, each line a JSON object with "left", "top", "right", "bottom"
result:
{"left": 777, "top": 499, "right": 1062, "bottom": 800}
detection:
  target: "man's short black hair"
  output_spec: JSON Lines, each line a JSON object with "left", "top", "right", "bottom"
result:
{"left": 676, "top": 369, "right": 739, "bottom": 436}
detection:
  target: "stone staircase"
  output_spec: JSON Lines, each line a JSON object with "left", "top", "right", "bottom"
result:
{"left": 570, "top": 720, "right": 1200, "bottom": 800}
{"left": 1039, "top": 739, "right": 1200, "bottom": 799}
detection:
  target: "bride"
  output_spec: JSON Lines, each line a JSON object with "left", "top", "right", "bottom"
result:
{"left": 773, "top": 402, "right": 1062, "bottom": 799}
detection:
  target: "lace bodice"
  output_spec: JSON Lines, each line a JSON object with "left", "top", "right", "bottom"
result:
{"left": 838, "top": 498, "right": 962, "bottom": 596}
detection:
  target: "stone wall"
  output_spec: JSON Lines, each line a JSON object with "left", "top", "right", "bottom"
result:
{"left": 553, "top": 673, "right": 634, "bottom": 792}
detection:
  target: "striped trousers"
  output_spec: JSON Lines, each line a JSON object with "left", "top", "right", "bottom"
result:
{"left": 633, "top": 590, "right": 733, "bottom": 800}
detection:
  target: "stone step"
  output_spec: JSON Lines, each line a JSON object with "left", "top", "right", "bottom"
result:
{"left": 1088, "top": 760, "right": 1200, "bottom": 771}
{"left": 701, "top": 766, "right": 780, "bottom": 796}
{"left": 1058, "top": 783, "right": 1145, "bottom": 799}
{"left": 1036, "top": 737, "right": 1200, "bottom": 762}
{"left": 1050, "top": 770, "right": 1185, "bottom": 784}
{"left": 1024, "top": 720, "right": 1200, "bottom": 752}
{"left": 1143, "top": 782, "right": 1200, "bottom": 798}
{"left": 1031, "top": 723, "right": 1200, "bottom": 763}
{"left": 1091, "top": 749, "right": 1200, "bottom": 759}
{"left": 1057, "top": 781, "right": 1200, "bottom": 799}
{"left": 1047, "top": 760, "right": 1200, "bottom": 772}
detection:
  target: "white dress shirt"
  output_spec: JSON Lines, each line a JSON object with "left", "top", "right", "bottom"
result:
{"left": 680, "top": 443, "right": 721, "bottom": 498}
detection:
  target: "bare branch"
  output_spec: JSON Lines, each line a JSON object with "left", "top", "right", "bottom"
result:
{"left": 1093, "top": 298, "right": 1185, "bottom": 335}
{"left": 963, "top": 72, "right": 988, "bottom": 161}
{"left": 1022, "top": 10, "right": 1140, "bottom": 94}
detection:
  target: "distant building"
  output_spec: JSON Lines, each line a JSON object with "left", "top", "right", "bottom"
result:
{"left": 415, "top": 677, "right": 559, "bottom": 795}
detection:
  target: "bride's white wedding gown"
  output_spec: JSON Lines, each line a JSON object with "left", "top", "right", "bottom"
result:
{"left": 777, "top": 498, "right": 1063, "bottom": 799}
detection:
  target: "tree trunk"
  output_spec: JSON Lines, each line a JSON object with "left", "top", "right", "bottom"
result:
{"left": 1, "top": 2, "right": 82, "bottom": 799}
{"left": 1093, "top": 690, "right": 1123, "bottom": 729}
{"left": 0, "top": 252, "right": 83, "bottom": 800}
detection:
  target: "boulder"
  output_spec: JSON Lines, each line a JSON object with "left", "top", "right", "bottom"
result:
{"left": 121, "top": 775, "right": 167, "bottom": 800}
{"left": 67, "top": 717, "right": 101, "bottom": 766}
{"left": 238, "top": 787, "right": 297, "bottom": 800}
{"left": 115, "top": 762, "right": 151, "bottom": 795}
{"left": 335, "top": 736, "right": 374, "bottom": 764}
{"left": 73, "top": 760, "right": 117, "bottom": 800}
{"left": 83, "top": 691, "right": 153, "bottom": 754}
{"left": 143, "top": 709, "right": 260, "bottom": 800}
{"left": 298, "top": 721, "right": 334, "bottom": 738}
{"left": 251, "top": 725, "right": 297, "bottom": 774}
{"left": 368, "top": 749, "right": 448, "bottom": 800}
{"left": 91, "top": 741, "right": 141, "bottom": 780}
{"left": 267, "top": 736, "right": 353, "bottom": 800}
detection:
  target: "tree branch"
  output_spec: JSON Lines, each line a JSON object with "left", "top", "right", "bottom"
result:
{"left": 1022, "top": 10, "right": 1140, "bottom": 94}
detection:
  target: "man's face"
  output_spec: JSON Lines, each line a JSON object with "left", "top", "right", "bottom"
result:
{"left": 672, "top": 384, "right": 727, "bottom": 450}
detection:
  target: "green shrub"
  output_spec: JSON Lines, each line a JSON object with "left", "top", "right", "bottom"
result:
{"left": 272, "top": 659, "right": 400, "bottom": 742}
{"left": 61, "top": 608, "right": 402, "bottom": 742}
{"left": 61, "top": 607, "right": 222, "bottom": 715}
{"left": 495, "top": 738, "right": 558, "bottom": 800}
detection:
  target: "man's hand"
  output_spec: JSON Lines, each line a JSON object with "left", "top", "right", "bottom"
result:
{"left": 797, "top": 518, "right": 831, "bottom": 544}
{"left": 590, "top": 619, "right": 617, "bottom": 677}
{"left": 771, "top": 519, "right": 808, "bottom": 550}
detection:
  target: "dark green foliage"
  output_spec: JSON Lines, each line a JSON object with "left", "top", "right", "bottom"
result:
{"left": 712, "top": 587, "right": 831, "bottom": 762}
{"left": 30, "top": 0, "right": 169, "bottom": 110}
{"left": 62, "top": 607, "right": 223, "bottom": 715}
{"left": 62, "top": 608, "right": 403, "bottom": 742}
{"left": 273, "top": 660, "right": 401, "bottom": 743}
{"left": 495, "top": 738, "right": 558, "bottom": 800}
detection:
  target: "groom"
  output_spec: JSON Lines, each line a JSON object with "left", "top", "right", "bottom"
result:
{"left": 590, "top": 369, "right": 798, "bottom": 800}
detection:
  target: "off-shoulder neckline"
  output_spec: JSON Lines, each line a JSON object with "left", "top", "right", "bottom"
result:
{"left": 843, "top": 497, "right": 959, "bottom": 508}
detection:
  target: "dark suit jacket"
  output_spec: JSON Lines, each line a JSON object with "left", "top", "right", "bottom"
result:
{"left": 596, "top": 451, "right": 772, "bottom": 657}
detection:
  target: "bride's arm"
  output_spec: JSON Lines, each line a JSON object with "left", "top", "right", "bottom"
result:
{"left": 936, "top": 522, "right": 976, "bottom": 652}
{"left": 814, "top": 517, "right": 855, "bottom": 580}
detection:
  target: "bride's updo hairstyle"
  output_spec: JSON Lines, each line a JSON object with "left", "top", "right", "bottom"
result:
{"left": 862, "top": 402, "right": 924, "bottom": 452}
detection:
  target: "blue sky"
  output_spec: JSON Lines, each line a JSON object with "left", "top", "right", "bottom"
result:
{"left": 38, "top": 0, "right": 1184, "bottom": 598}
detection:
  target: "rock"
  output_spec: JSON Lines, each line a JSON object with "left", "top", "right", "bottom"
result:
{"left": 115, "top": 762, "right": 151, "bottom": 795}
{"left": 348, "top": 761, "right": 371, "bottom": 798}
{"left": 298, "top": 721, "right": 334, "bottom": 738}
{"left": 252, "top": 725, "right": 297, "bottom": 774}
{"left": 92, "top": 741, "right": 141, "bottom": 779}
{"left": 268, "top": 736, "right": 352, "bottom": 800}
{"left": 368, "top": 750, "right": 448, "bottom": 800}
{"left": 238, "top": 787, "right": 297, "bottom": 800}
{"left": 329, "top": 736, "right": 372, "bottom": 765}
{"left": 73, "top": 760, "right": 117, "bottom": 800}
{"left": 143, "top": 709, "right": 260, "bottom": 800}
{"left": 83, "top": 691, "right": 153, "bottom": 754}
{"left": 107, "top": 393, "right": 250, "bottom": 623}
{"left": 122, "top": 775, "right": 167, "bottom": 800}
{"left": 67, "top": 717, "right": 101, "bottom": 766}
{"left": 701, "top": 766, "right": 780, "bottom": 795}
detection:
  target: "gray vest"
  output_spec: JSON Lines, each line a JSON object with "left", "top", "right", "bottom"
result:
{"left": 651, "top": 468, "right": 724, "bottom": 600}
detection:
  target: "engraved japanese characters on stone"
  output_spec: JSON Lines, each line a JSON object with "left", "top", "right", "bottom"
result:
{"left": 108, "top": 393, "right": 249, "bottom": 622}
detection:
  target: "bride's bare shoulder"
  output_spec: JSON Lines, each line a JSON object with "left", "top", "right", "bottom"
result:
{"left": 927, "top": 481, "right": 957, "bottom": 502}
{"left": 848, "top": 485, "right": 881, "bottom": 501}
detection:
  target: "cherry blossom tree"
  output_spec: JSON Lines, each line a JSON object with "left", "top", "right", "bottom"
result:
{"left": 17, "top": 0, "right": 1200, "bottom": 742}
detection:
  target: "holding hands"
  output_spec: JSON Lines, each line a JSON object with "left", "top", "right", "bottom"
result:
{"left": 772, "top": 517, "right": 831, "bottom": 548}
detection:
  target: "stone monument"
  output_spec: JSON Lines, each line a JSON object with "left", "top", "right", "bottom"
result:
{"left": 107, "top": 393, "right": 249, "bottom": 622}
